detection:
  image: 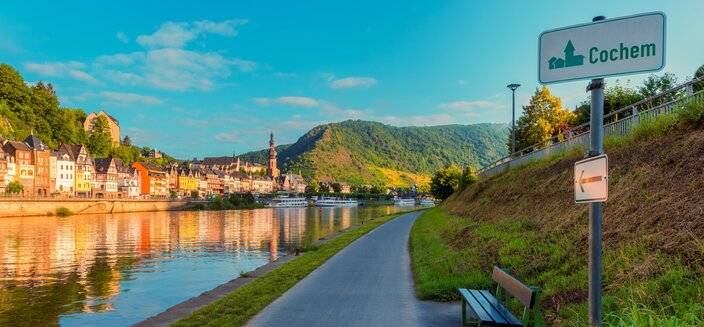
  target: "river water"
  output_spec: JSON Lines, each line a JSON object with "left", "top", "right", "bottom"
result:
{"left": 0, "top": 205, "right": 420, "bottom": 326}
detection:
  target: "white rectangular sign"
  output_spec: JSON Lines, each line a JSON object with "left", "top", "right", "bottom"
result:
{"left": 539, "top": 12, "right": 666, "bottom": 84}
{"left": 574, "top": 155, "right": 608, "bottom": 203}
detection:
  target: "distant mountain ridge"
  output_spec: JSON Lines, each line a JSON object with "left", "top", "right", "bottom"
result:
{"left": 240, "top": 120, "right": 508, "bottom": 187}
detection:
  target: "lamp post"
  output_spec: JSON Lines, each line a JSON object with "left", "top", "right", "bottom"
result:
{"left": 507, "top": 84, "right": 521, "bottom": 156}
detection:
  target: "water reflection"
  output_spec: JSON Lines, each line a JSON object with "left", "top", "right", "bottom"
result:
{"left": 0, "top": 205, "right": 415, "bottom": 326}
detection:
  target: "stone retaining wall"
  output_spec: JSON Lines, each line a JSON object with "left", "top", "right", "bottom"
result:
{"left": 0, "top": 199, "right": 192, "bottom": 217}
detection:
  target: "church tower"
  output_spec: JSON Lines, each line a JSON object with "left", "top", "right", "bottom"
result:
{"left": 267, "top": 131, "right": 280, "bottom": 178}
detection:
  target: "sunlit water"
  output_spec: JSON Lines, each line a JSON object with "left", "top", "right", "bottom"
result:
{"left": 0, "top": 205, "right": 420, "bottom": 326}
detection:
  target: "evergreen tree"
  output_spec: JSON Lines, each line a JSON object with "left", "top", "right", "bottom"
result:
{"left": 122, "top": 135, "right": 132, "bottom": 146}
{"left": 510, "top": 86, "right": 575, "bottom": 152}
{"left": 87, "top": 116, "right": 113, "bottom": 157}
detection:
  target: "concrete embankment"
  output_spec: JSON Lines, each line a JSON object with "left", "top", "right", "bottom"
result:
{"left": 0, "top": 199, "right": 193, "bottom": 217}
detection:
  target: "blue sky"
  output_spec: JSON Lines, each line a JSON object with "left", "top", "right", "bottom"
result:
{"left": 1, "top": 1, "right": 702, "bottom": 158}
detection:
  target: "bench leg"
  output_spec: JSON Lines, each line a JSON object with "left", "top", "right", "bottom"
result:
{"left": 461, "top": 297, "right": 466, "bottom": 326}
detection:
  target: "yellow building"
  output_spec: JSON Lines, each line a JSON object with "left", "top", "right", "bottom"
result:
{"left": 60, "top": 144, "right": 93, "bottom": 197}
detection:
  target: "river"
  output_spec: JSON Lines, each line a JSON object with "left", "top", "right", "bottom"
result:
{"left": 0, "top": 205, "right": 420, "bottom": 326}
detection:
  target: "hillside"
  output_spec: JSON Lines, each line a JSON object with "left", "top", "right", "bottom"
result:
{"left": 241, "top": 120, "right": 508, "bottom": 187}
{"left": 410, "top": 111, "right": 704, "bottom": 324}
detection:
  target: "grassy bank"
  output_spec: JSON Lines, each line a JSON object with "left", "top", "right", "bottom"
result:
{"left": 411, "top": 102, "right": 704, "bottom": 325}
{"left": 173, "top": 209, "right": 420, "bottom": 327}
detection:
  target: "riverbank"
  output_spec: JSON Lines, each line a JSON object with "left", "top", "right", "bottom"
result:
{"left": 0, "top": 198, "right": 193, "bottom": 218}
{"left": 410, "top": 122, "right": 704, "bottom": 324}
{"left": 137, "top": 208, "right": 423, "bottom": 327}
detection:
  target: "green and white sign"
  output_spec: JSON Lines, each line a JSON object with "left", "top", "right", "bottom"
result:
{"left": 539, "top": 12, "right": 666, "bottom": 84}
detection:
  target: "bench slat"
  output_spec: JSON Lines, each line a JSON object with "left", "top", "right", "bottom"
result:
{"left": 493, "top": 266, "right": 535, "bottom": 308}
{"left": 469, "top": 289, "right": 511, "bottom": 325}
{"left": 479, "top": 290, "right": 523, "bottom": 326}
{"left": 459, "top": 288, "right": 493, "bottom": 322}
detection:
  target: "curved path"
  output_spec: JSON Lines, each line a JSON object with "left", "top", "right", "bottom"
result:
{"left": 247, "top": 210, "right": 458, "bottom": 327}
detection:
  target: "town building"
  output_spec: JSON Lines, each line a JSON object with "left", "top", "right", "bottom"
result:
{"left": 2, "top": 141, "right": 34, "bottom": 196}
{"left": 177, "top": 168, "right": 199, "bottom": 197}
{"left": 84, "top": 111, "right": 121, "bottom": 144}
{"left": 24, "top": 134, "right": 52, "bottom": 196}
{"left": 133, "top": 162, "right": 168, "bottom": 197}
{"left": 115, "top": 159, "right": 140, "bottom": 199}
{"left": 0, "top": 147, "right": 9, "bottom": 193}
{"left": 54, "top": 149, "right": 75, "bottom": 195}
{"left": 267, "top": 132, "right": 280, "bottom": 178}
{"left": 340, "top": 183, "right": 352, "bottom": 194}
{"left": 201, "top": 156, "right": 240, "bottom": 173}
{"left": 251, "top": 175, "right": 275, "bottom": 194}
{"left": 49, "top": 151, "right": 57, "bottom": 194}
{"left": 148, "top": 148, "right": 163, "bottom": 159}
{"left": 279, "top": 173, "right": 308, "bottom": 194}
{"left": 93, "top": 157, "right": 119, "bottom": 198}
{"left": 206, "top": 170, "right": 223, "bottom": 196}
{"left": 60, "top": 144, "right": 94, "bottom": 198}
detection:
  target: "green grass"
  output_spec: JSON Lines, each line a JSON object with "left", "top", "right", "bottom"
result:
{"left": 410, "top": 207, "right": 704, "bottom": 325}
{"left": 173, "top": 209, "right": 421, "bottom": 327}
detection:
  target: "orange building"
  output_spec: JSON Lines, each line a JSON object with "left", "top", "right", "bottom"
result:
{"left": 132, "top": 162, "right": 167, "bottom": 197}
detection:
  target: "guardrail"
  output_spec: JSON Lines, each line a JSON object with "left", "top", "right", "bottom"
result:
{"left": 477, "top": 76, "right": 704, "bottom": 176}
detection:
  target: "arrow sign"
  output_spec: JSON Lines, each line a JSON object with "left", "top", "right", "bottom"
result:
{"left": 574, "top": 155, "right": 608, "bottom": 203}
{"left": 578, "top": 170, "right": 603, "bottom": 192}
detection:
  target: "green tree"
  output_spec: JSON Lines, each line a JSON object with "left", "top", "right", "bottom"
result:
{"left": 307, "top": 180, "right": 320, "bottom": 193}
{"left": 459, "top": 166, "right": 477, "bottom": 188}
{"left": 6, "top": 180, "right": 23, "bottom": 194}
{"left": 87, "top": 116, "right": 113, "bottom": 157}
{"left": 331, "top": 182, "right": 342, "bottom": 193}
{"left": 694, "top": 64, "right": 704, "bottom": 93}
{"left": 430, "top": 165, "right": 463, "bottom": 200}
{"left": 572, "top": 80, "right": 645, "bottom": 126}
{"left": 122, "top": 135, "right": 132, "bottom": 146}
{"left": 510, "top": 86, "right": 575, "bottom": 152}
{"left": 639, "top": 73, "right": 680, "bottom": 106}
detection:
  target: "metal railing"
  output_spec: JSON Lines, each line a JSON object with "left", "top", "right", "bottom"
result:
{"left": 477, "top": 76, "right": 704, "bottom": 176}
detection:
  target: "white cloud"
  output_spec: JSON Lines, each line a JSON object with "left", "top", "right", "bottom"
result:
{"left": 253, "top": 96, "right": 319, "bottom": 108}
{"left": 136, "top": 19, "right": 247, "bottom": 49}
{"left": 95, "top": 52, "right": 145, "bottom": 67}
{"left": 458, "top": 80, "right": 468, "bottom": 86}
{"left": 329, "top": 76, "right": 378, "bottom": 89}
{"left": 68, "top": 70, "right": 103, "bottom": 85}
{"left": 439, "top": 100, "right": 503, "bottom": 110}
{"left": 77, "top": 91, "right": 163, "bottom": 107}
{"left": 116, "top": 31, "right": 130, "bottom": 43}
{"left": 319, "top": 100, "right": 372, "bottom": 119}
{"left": 24, "top": 61, "right": 104, "bottom": 85}
{"left": 102, "top": 70, "right": 144, "bottom": 85}
{"left": 24, "top": 61, "right": 85, "bottom": 76}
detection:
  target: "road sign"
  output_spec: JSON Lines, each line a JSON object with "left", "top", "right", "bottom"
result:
{"left": 574, "top": 154, "right": 608, "bottom": 203}
{"left": 539, "top": 12, "right": 666, "bottom": 84}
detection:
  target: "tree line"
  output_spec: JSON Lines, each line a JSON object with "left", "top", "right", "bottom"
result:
{"left": 507, "top": 65, "right": 704, "bottom": 153}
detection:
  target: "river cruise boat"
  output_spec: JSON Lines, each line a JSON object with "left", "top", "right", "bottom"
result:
{"left": 420, "top": 198, "right": 436, "bottom": 206}
{"left": 266, "top": 196, "right": 308, "bottom": 208}
{"left": 315, "top": 196, "right": 359, "bottom": 207}
{"left": 394, "top": 198, "right": 416, "bottom": 206}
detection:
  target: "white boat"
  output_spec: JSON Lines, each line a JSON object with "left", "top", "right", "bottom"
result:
{"left": 394, "top": 198, "right": 416, "bottom": 206}
{"left": 266, "top": 196, "right": 308, "bottom": 208}
{"left": 420, "top": 198, "right": 436, "bottom": 206}
{"left": 315, "top": 196, "right": 359, "bottom": 207}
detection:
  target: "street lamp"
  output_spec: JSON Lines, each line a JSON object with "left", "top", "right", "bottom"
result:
{"left": 507, "top": 84, "right": 521, "bottom": 156}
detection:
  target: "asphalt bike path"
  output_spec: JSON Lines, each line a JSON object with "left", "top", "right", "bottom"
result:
{"left": 247, "top": 210, "right": 458, "bottom": 327}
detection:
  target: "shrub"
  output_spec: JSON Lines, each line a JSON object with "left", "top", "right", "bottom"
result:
{"left": 56, "top": 207, "right": 73, "bottom": 216}
{"left": 677, "top": 98, "right": 704, "bottom": 127}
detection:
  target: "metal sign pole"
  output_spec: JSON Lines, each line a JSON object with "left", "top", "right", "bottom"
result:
{"left": 587, "top": 15, "right": 606, "bottom": 326}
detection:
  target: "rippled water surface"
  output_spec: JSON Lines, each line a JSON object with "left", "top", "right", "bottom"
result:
{"left": 0, "top": 205, "right": 419, "bottom": 326}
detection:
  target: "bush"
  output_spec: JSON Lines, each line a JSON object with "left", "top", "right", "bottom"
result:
{"left": 677, "top": 98, "right": 704, "bottom": 127}
{"left": 56, "top": 207, "right": 73, "bottom": 216}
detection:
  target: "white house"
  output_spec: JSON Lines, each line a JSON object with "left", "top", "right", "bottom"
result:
{"left": 55, "top": 150, "right": 75, "bottom": 195}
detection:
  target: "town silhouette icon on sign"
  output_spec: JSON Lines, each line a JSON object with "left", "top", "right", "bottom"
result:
{"left": 548, "top": 40, "right": 585, "bottom": 70}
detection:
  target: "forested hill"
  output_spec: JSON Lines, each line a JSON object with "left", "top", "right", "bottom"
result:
{"left": 240, "top": 120, "right": 507, "bottom": 187}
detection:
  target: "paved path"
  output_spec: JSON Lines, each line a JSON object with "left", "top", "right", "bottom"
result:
{"left": 247, "top": 210, "right": 459, "bottom": 327}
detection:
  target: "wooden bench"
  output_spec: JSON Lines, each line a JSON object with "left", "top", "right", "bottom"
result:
{"left": 459, "top": 266, "right": 543, "bottom": 326}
